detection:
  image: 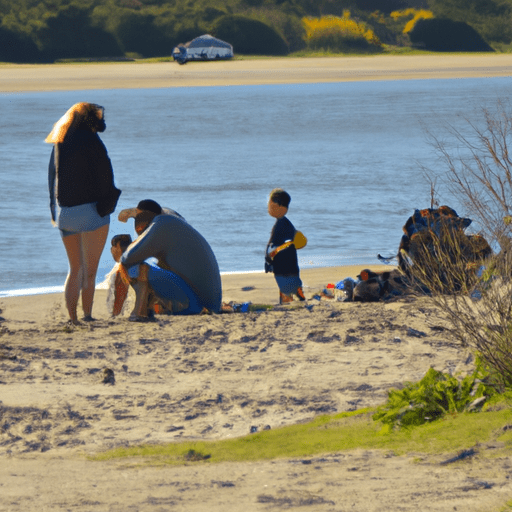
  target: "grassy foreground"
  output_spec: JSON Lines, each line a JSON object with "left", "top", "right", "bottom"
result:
{"left": 93, "top": 402, "right": 512, "bottom": 466}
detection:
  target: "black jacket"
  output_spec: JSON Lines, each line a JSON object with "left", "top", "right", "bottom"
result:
{"left": 265, "top": 216, "right": 299, "bottom": 276}
{"left": 48, "top": 127, "right": 115, "bottom": 221}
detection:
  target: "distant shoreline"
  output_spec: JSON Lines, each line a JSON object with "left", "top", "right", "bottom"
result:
{"left": 1, "top": 54, "right": 512, "bottom": 92}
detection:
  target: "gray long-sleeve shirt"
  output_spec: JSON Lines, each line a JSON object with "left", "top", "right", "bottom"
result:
{"left": 121, "top": 214, "right": 222, "bottom": 313}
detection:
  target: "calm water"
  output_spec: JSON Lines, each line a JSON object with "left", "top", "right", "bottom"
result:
{"left": 1, "top": 76, "right": 511, "bottom": 296}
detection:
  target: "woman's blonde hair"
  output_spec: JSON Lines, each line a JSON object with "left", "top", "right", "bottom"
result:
{"left": 45, "top": 102, "right": 103, "bottom": 144}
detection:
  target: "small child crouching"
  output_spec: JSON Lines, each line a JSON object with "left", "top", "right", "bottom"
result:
{"left": 107, "top": 234, "right": 132, "bottom": 317}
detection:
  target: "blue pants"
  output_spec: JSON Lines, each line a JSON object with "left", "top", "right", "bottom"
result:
{"left": 128, "top": 261, "right": 203, "bottom": 315}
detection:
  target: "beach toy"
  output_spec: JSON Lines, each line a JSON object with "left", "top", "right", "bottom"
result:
{"left": 293, "top": 230, "right": 308, "bottom": 250}
{"left": 269, "top": 230, "right": 308, "bottom": 259}
{"left": 335, "top": 277, "right": 356, "bottom": 290}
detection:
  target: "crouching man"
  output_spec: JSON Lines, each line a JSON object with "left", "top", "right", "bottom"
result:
{"left": 119, "top": 210, "right": 222, "bottom": 320}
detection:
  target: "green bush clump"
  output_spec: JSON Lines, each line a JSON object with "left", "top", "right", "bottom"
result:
{"left": 36, "top": 4, "right": 124, "bottom": 61}
{"left": 0, "top": 28, "right": 40, "bottom": 63}
{"left": 212, "top": 14, "right": 289, "bottom": 55}
{"left": 409, "top": 18, "right": 494, "bottom": 52}
{"left": 373, "top": 363, "right": 496, "bottom": 429}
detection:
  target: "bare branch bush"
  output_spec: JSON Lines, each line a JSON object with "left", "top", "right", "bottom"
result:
{"left": 404, "top": 226, "right": 512, "bottom": 388}
{"left": 413, "top": 100, "right": 512, "bottom": 389}
{"left": 423, "top": 99, "right": 512, "bottom": 249}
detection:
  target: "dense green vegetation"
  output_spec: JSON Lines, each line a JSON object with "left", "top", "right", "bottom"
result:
{"left": 1, "top": 0, "right": 511, "bottom": 62}
{"left": 373, "top": 363, "right": 497, "bottom": 429}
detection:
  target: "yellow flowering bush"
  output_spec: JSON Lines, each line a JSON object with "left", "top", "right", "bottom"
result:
{"left": 390, "top": 8, "right": 434, "bottom": 34}
{"left": 302, "top": 12, "right": 381, "bottom": 52}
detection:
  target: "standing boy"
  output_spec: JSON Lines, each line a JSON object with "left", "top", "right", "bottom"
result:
{"left": 265, "top": 188, "right": 306, "bottom": 304}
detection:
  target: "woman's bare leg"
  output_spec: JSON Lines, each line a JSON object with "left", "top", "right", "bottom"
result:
{"left": 61, "top": 233, "right": 83, "bottom": 324}
{"left": 80, "top": 224, "right": 109, "bottom": 319}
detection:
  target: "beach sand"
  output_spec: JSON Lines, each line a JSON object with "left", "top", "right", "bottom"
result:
{"left": 2, "top": 57, "right": 512, "bottom": 510}
{"left": 1, "top": 264, "right": 512, "bottom": 511}
{"left": 2, "top": 53, "right": 512, "bottom": 92}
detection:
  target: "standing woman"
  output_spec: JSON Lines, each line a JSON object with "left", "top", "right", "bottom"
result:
{"left": 46, "top": 102, "right": 121, "bottom": 324}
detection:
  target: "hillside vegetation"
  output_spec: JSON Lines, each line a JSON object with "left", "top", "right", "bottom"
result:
{"left": 0, "top": 0, "right": 511, "bottom": 62}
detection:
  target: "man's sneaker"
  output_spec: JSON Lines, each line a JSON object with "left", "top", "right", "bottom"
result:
{"left": 296, "top": 287, "right": 306, "bottom": 301}
{"left": 279, "top": 292, "right": 294, "bottom": 304}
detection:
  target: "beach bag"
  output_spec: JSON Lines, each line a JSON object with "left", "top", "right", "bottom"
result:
{"left": 397, "top": 206, "right": 491, "bottom": 273}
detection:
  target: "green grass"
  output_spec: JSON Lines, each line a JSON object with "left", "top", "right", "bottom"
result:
{"left": 92, "top": 401, "right": 512, "bottom": 465}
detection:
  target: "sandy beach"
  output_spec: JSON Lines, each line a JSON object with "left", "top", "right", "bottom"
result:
{"left": 2, "top": 56, "right": 512, "bottom": 511}
{"left": 2, "top": 53, "right": 512, "bottom": 92}
{"left": 2, "top": 264, "right": 512, "bottom": 511}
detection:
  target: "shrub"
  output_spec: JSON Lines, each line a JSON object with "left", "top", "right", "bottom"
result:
{"left": 367, "top": 10, "right": 406, "bottom": 46}
{"left": 303, "top": 12, "right": 381, "bottom": 52}
{"left": 424, "top": 100, "right": 512, "bottom": 259}
{"left": 281, "top": 15, "right": 307, "bottom": 53}
{"left": 373, "top": 363, "right": 496, "bottom": 429}
{"left": 427, "top": 0, "right": 512, "bottom": 45}
{"left": 407, "top": 241, "right": 512, "bottom": 390}
{"left": 0, "top": 26, "right": 40, "bottom": 62}
{"left": 416, "top": 100, "right": 512, "bottom": 389}
{"left": 212, "top": 15, "right": 288, "bottom": 55}
{"left": 390, "top": 8, "right": 434, "bottom": 34}
{"left": 112, "top": 12, "right": 172, "bottom": 57}
{"left": 37, "top": 5, "right": 123, "bottom": 61}
{"left": 409, "top": 17, "right": 493, "bottom": 52}
{"left": 350, "top": 0, "right": 409, "bottom": 14}
{"left": 237, "top": 7, "right": 307, "bottom": 53}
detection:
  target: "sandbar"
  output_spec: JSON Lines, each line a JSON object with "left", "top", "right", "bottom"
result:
{"left": 1, "top": 54, "right": 512, "bottom": 93}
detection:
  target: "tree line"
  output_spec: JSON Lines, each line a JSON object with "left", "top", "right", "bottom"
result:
{"left": 0, "top": 0, "right": 511, "bottom": 62}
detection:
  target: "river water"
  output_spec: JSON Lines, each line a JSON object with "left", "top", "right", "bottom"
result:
{"left": 1, "top": 76, "right": 510, "bottom": 296}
